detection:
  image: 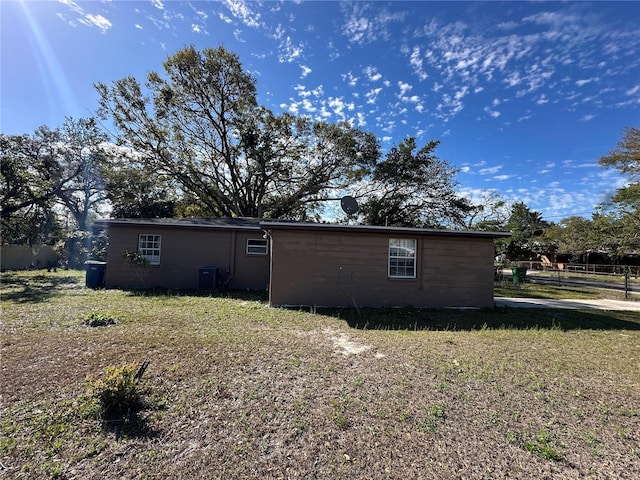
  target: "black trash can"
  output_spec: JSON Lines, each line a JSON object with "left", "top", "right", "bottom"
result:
{"left": 85, "top": 261, "right": 107, "bottom": 288}
{"left": 511, "top": 266, "right": 528, "bottom": 284}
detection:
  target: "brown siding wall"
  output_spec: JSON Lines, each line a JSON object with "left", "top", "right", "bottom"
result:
{"left": 104, "top": 225, "right": 269, "bottom": 291}
{"left": 268, "top": 229, "right": 495, "bottom": 308}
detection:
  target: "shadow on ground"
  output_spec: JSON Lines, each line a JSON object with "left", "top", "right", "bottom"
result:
{"left": 0, "top": 271, "right": 84, "bottom": 303}
{"left": 100, "top": 411, "right": 160, "bottom": 441}
{"left": 315, "top": 306, "right": 640, "bottom": 331}
{"left": 122, "top": 287, "right": 269, "bottom": 302}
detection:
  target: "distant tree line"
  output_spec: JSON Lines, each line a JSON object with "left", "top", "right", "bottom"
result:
{"left": 1, "top": 46, "right": 638, "bottom": 267}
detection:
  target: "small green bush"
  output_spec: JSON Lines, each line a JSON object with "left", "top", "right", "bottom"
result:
{"left": 83, "top": 312, "right": 117, "bottom": 327}
{"left": 86, "top": 362, "right": 149, "bottom": 418}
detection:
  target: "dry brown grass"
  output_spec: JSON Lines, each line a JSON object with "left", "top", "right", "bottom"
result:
{"left": 1, "top": 270, "right": 639, "bottom": 479}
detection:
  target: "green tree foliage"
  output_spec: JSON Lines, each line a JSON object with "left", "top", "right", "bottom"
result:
{"left": 1, "top": 118, "right": 112, "bottom": 269}
{"left": 359, "top": 138, "right": 472, "bottom": 228}
{"left": 1, "top": 126, "right": 64, "bottom": 236}
{"left": 103, "top": 149, "right": 178, "bottom": 218}
{"left": 598, "top": 127, "right": 640, "bottom": 180}
{"left": 502, "top": 202, "right": 551, "bottom": 259}
{"left": 1, "top": 125, "right": 69, "bottom": 244}
{"left": 597, "top": 127, "right": 640, "bottom": 255}
{"left": 96, "top": 45, "right": 379, "bottom": 220}
{"left": 464, "top": 190, "right": 509, "bottom": 231}
{"left": 552, "top": 216, "right": 592, "bottom": 260}
{"left": 53, "top": 117, "right": 110, "bottom": 231}
{"left": 1, "top": 118, "right": 109, "bottom": 239}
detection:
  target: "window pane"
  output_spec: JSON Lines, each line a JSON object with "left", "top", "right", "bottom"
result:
{"left": 389, "top": 238, "right": 416, "bottom": 278}
{"left": 246, "top": 239, "right": 268, "bottom": 255}
{"left": 138, "top": 234, "right": 161, "bottom": 265}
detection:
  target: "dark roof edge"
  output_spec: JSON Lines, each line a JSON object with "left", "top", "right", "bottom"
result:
{"left": 260, "top": 221, "right": 511, "bottom": 238}
{"left": 94, "top": 217, "right": 263, "bottom": 230}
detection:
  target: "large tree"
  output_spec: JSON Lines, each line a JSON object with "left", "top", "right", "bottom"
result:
{"left": 502, "top": 202, "right": 552, "bottom": 259}
{"left": 1, "top": 118, "right": 109, "bottom": 236}
{"left": 598, "top": 127, "right": 640, "bottom": 180}
{"left": 597, "top": 127, "right": 640, "bottom": 255}
{"left": 464, "top": 190, "right": 509, "bottom": 231}
{"left": 96, "top": 45, "right": 379, "bottom": 220}
{"left": 54, "top": 117, "right": 110, "bottom": 231}
{"left": 358, "top": 137, "right": 472, "bottom": 228}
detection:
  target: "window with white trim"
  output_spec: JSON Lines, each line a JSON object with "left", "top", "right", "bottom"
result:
{"left": 388, "top": 238, "right": 416, "bottom": 278}
{"left": 138, "top": 234, "right": 161, "bottom": 265}
{"left": 246, "top": 238, "right": 268, "bottom": 255}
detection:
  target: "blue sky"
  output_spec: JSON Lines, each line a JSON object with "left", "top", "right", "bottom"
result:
{"left": 2, "top": 1, "right": 639, "bottom": 222}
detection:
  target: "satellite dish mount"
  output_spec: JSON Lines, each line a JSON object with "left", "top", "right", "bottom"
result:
{"left": 340, "top": 195, "right": 359, "bottom": 217}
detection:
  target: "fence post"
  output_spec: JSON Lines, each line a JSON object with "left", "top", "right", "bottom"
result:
{"left": 625, "top": 269, "right": 630, "bottom": 300}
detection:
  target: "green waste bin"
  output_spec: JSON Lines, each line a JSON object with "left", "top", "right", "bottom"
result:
{"left": 511, "top": 266, "right": 527, "bottom": 284}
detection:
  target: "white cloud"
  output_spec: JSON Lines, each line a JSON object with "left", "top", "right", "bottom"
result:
{"left": 342, "top": 72, "right": 359, "bottom": 87}
{"left": 535, "top": 94, "right": 549, "bottom": 105}
{"left": 484, "top": 106, "right": 500, "bottom": 118}
{"left": 398, "top": 81, "right": 412, "bottom": 97}
{"left": 364, "top": 66, "right": 382, "bottom": 82}
{"left": 81, "top": 14, "right": 111, "bottom": 33}
{"left": 341, "top": 2, "right": 406, "bottom": 45}
{"left": 626, "top": 85, "right": 640, "bottom": 95}
{"left": 480, "top": 165, "right": 502, "bottom": 175}
{"left": 365, "top": 87, "right": 382, "bottom": 105}
{"left": 580, "top": 114, "right": 596, "bottom": 121}
{"left": 575, "top": 78, "right": 596, "bottom": 87}
{"left": 278, "top": 36, "right": 303, "bottom": 63}
{"left": 223, "top": 0, "right": 262, "bottom": 28}
{"left": 409, "top": 46, "right": 428, "bottom": 80}
{"left": 497, "top": 21, "right": 518, "bottom": 30}
{"left": 58, "top": 0, "right": 112, "bottom": 33}
{"left": 300, "top": 65, "right": 312, "bottom": 78}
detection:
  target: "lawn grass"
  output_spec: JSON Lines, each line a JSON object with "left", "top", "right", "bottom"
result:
{"left": 1, "top": 270, "right": 639, "bottom": 479}
{"left": 494, "top": 278, "right": 634, "bottom": 301}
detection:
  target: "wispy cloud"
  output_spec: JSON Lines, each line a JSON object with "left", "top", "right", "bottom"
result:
{"left": 341, "top": 2, "right": 406, "bottom": 45}
{"left": 58, "top": 0, "right": 112, "bottom": 33}
{"left": 480, "top": 165, "right": 503, "bottom": 175}
{"left": 364, "top": 66, "right": 383, "bottom": 82}
{"left": 222, "top": 0, "right": 262, "bottom": 28}
{"left": 278, "top": 36, "right": 304, "bottom": 63}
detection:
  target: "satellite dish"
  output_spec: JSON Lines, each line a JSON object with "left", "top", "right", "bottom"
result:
{"left": 340, "top": 195, "right": 359, "bottom": 215}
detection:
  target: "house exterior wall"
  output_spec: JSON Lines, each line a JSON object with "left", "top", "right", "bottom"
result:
{"left": 104, "top": 225, "right": 269, "bottom": 291}
{"left": 268, "top": 229, "right": 495, "bottom": 308}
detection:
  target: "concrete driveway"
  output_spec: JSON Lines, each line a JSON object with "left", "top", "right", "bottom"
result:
{"left": 495, "top": 297, "right": 640, "bottom": 311}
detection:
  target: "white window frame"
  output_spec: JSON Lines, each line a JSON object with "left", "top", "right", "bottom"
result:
{"left": 138, "top": 234, "right": 161, "bottom": 265}
{"left": 246, "top": 238, "right": 268, "bottom": 255}
{"left": 388, "top": 238, "right": 416, "bottom": 279}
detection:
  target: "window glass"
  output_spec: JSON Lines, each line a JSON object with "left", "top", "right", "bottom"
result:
{"left": 138, "top": 234, "right": 161, "bottom": 265}
{"left": 246, "top": 238, "right": 268, "bottom": 255}
{"left": 389, "top": 238, "right": 416, "bottom": 278}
